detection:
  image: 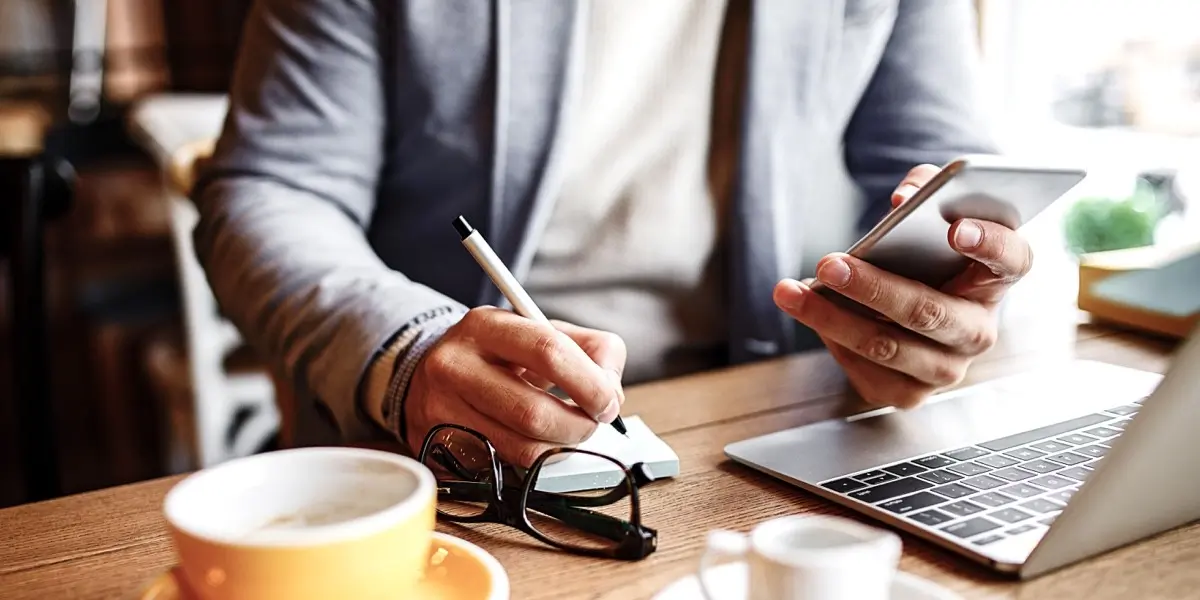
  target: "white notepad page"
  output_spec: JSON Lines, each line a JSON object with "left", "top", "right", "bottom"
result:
{"left": 532, "top": 416, "right": 680, "bottom": 493}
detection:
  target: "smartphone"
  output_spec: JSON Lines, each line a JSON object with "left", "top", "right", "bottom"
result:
{"left": 812, "top": 154, "right": 1087, "bottom": 300}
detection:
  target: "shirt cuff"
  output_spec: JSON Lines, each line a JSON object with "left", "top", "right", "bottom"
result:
{"left": 363, "top": 306, "right": 467, "bottom": 444}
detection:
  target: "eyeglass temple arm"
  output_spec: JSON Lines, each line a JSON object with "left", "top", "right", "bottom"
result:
{"left": 525, "top": 498, "right": 637, "bottom": 543}
{"left": 435, "top": 481, "right": 635, "bottom": 542}
{"left": 437, "top": 480, "right": 629, "bottom": 512}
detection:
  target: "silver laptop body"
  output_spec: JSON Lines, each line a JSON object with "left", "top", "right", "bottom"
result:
{"left": 725, "top": 327, "right": 1200, "bottom": 578}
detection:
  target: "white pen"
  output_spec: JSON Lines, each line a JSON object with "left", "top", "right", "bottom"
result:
{"left": 454, "top": 215, "right": 628, "bottom": 436}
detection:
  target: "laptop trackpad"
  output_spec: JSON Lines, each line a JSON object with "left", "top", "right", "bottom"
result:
{"left": 724, "top": 361, "right": 1160, "bottom": 484}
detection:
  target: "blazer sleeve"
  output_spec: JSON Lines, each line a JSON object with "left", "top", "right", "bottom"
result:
{"left": 192, "top": 0, "right": 465, "bottom": 439}
{"left": 842, "top": 0, "right": 1000, "bottom": 230}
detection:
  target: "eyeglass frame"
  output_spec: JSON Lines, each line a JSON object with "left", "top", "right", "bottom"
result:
{"left": 417, "top": 423, "right": 659, "bottom": 560}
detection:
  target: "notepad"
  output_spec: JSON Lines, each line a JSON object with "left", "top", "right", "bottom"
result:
{"left": 530, "top": 416, "right": 680, "bottom": 493}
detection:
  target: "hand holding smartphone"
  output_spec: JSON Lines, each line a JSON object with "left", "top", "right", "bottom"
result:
{"left": 811, "top": 155, "right": 1087, "bottom": 301}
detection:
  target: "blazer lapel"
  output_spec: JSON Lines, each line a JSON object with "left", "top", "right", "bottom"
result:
{"left": 483, "top": 0, "right": 585, "bottom": 304}
{"left": 729, "top": 0, "right": 835, "bottom": 362}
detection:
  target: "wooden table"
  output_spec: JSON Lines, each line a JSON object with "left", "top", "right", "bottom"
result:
{"left": 1, "top": 314, "right": 1194, "bottom": 599}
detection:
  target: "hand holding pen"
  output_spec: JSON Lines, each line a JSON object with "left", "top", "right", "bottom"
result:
{"left": 455, "top": 216, "right": 629, "bottom": 437}
{"left": 393, "top": 218, "right": 630, "bottom": 468}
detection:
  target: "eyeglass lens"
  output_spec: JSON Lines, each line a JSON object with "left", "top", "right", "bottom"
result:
{"left": 526, "top": 451, "right": 633, "bottom": 552}
{"left": 422, "top": 427, "right": 495, "bottom": 518}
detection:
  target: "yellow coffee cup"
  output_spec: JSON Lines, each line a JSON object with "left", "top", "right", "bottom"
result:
{"left": 163, "top": 447, "right": 436, "bottom": 600}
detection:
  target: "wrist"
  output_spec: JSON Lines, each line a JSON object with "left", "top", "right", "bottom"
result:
{"left": 381, "top": 306, "right": 466, "bottom": 445}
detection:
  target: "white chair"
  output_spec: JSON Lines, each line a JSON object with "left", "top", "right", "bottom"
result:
{"left": 128, "top": 94, "right": 279, "bottom": 470}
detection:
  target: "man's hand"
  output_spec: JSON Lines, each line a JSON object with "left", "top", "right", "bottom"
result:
{"left": 774, "top": 164, "right": 1033, "bottom": 408}
{"left": 405, "top": 307, "right": 626, "bottom": 467}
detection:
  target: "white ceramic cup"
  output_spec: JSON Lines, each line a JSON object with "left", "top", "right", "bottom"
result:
{"left": 697, "top": 515, "right": 902, "bottom": 600}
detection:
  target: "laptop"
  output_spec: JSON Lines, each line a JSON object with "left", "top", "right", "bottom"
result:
{"left": 725, "top": 326, "right": 1200, "bottom": 578}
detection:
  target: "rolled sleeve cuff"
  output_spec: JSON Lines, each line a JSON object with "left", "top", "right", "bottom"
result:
{"left": 362, "top": 306, "right": 467, "bottom": 445}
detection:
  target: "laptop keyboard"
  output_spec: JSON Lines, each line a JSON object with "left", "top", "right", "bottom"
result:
{"left": 819, "top": 399, "right": 1142, "bottom": 547}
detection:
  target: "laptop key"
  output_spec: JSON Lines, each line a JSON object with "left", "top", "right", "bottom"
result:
{"left": 1109, "top": 420, "right": 1132, "bottom": 431}
{"left": 1046, "top": 452, "right": 1089, "bottom": 466}
{"left": 1106, "top": 405, "right": 1139, "bottom": 416}
{"left": 1085, "top": 426, "right": 1121, "bottom": 438}
{"left": 947, "top": 462, "right": 991, "bottom": 477}
{"left": 990, "top": 467, "right": 1037, "bottom": 482}
{"left": 883, "top": 462, "right": 927, "bottom": 477}
{"left": 944, "top": 447, "right": 989, "bottom": 461}
{"left": 1047, "top": 489, "right": 1077, "bottom": 503}
{"left": 973, "top": 534, "right": 1005, "bottom": 546}
{"left": 880, "top": 492, "right": 946, "bottom": 514}
{"left": 942, "top": 517, "right": 1001, "bottom": 539}
{"left": 1039, "top": 515, "right": 1058, "bottom": 526}
{"left": 941, "top": 501, "right": 986, "bottom": 517}
{"left": 1021, "top": 459, "right": 1063, "bottom": 474}
{"left": 932, "top": 483, "right": 977, "bottom": 499}
{"left": 1004, "top": 447, "right": 1046, "bottom": 461}
{"left": 848, "top": 477, "right": 933, "bottom": 503}
{"left": 1030, "top": 475, "right": 1074, "bottom": 489}
{"left": 917, "top": 469, "right": 964, "bottom": 485}
{"left": 821, "top": 478, "right": 868, "bottom": 493}
{"left": 860, "top": 473, "right": 898, "bottom": 485}
{"left": 976, "top": 454, "right": 1019, "bottom": 469}
{"left": 961, "top": 475, "right": 1007, "bottom": 491}
{"left": 1075, "top": 445, "right": 1108, "bottom": 458}
{"left": 972, "top": 492, "right": 1016, "bottom": 507}
{"left": 999, "top": 483, "right": 1045, "bottom": 499}
{"left": 1006, "top": 524, "right": 1038, "bottom": 536}
{"left": 1029, "top": 440, "right": 1072, "bottom": 453}
{"left": 854, "top": 470, "right": 895, "bottom": 482}
{"left": 1021, "top": 498, "right": 1065, "bottom": 513}
{"left": 990, "top": 508, "right": 1034, "bottom": 524}
{"left": 909, "top": 509, "right": 955, "bottom": 527}
{"left": 979, "top": 413, "right": 1112, "bottom": 451}
{"left": 1058, "top": 467, "right": 1092, "bottom": 482}
{"left": 1057, "top": 433, "right": 1097, "bottom": 445}
{"left": 914, "top": 455, "right": 956, "bottom": 469}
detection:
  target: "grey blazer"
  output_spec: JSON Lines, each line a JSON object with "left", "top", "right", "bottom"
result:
{"left": 193, "top": 0, "right": 996, "bottom": 443}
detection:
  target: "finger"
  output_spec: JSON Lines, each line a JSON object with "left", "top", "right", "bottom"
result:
{"left": 775, "top": 280, "right": 969, "bottom": 387}
{"left": 944, "top": 219, "right": 1035, "bottom": 305}
{"left": 462, "top": 308, "right": 621, "bottom": 422}
{"left": 891, "top": 164, "right": 941, "bottom": 208}
{"left": 552, "top": 320, "right": 627, "bottom": 404}
{"left": 823, "top": 339, "right": 935, "bottom": 409}
{"left": 423, "top": 392, "right": 565, "bottom": 469}
{"left": 812, "top": 253, "right": 996, "bottom": 353}
{"left": 442, "top": 347, "right": 598, "bottom": 445}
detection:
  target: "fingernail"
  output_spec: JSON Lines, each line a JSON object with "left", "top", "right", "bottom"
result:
{"left": 774, "top": 278, "right": 807, "bottom": 310}
{"left": 817, "top": 257, "right": 852, "bottom": 288}
{"left": 597, "top": 398, "right": 620, "bottom": 424}
{"left": 894, "top": 183, "right": 918, "bottom": 202}
{"left": 955, "top": 221, "right": 982, "bottom": 249}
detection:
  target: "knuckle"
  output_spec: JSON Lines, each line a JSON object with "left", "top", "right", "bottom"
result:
{"left": 966, "top": 326, "right": 998, "bottom": 354}
{"left": 862, "top": 274, "right": 887, "bottom": 307}
{"left": 516, "top": 401, "right": 554, "bottom": 440}
{"left": 930, "top": 360, "right": 966, "bottom": 387}
{"left": 859, "top": 333, "right": 898, "bottom": 362}
{"left": 907, "top": 297, "right": 948, "bottom": 332}
{"left": 532, "top": 332, "right": 567, "bottom": 368}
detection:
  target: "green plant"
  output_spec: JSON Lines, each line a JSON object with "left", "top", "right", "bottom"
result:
{"left": 1063, "top": 181, "right": 1162, "bottom": 256}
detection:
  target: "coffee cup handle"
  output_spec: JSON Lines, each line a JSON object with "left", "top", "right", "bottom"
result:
{"left": 698, "top": 530, "right": 749, "bottom": 600}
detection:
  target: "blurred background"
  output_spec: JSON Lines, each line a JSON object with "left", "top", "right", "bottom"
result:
{"left": 1, "top": 0, "right": 1197, "bottom": 508}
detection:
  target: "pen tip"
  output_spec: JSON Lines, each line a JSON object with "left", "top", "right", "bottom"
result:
{"left": 453, "top": 216, "right": 473, "bottom": 239}
{"left": 611, "top": 415, "right": 628, "bottom": 436}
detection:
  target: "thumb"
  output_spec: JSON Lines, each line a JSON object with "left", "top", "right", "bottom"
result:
{"left": 552, "top": 320, "right": 628, "bottom": 402}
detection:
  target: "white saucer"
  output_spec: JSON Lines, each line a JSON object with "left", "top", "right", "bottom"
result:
{"left": 652, "top": 562, "right": 960, "bottom": 600}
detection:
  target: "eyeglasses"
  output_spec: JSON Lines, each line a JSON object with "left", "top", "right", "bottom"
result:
{"left": 417, "top": 424, "right": 659, "bottom": 560}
